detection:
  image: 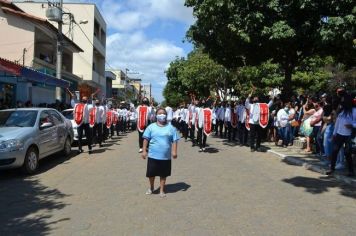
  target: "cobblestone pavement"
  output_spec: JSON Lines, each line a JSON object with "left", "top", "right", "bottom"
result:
{"left": 1, "top": 132, "right": 356, "bottom": 236}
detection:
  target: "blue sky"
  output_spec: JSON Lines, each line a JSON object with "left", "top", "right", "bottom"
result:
{"left": 68, "top": 0, "right": 195, "bottom": 102}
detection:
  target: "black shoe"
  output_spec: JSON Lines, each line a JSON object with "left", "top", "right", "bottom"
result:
{"left": 99, "top": 144, "right": 103, "bottom": 148}
{"left": 89, "top": 150, "right": 93, "bottom": 154}
{"left": 256, "top": 147, "right": 262, "bottom": 152}
{"left": 326, "top": 170, "right": 334, "bottom": 175}
{"left": 77, "top": 149, "right": 83, "bottom": 154}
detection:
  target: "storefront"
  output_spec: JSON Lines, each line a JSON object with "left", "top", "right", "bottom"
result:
{"left": 0, "top": 57, "right": 70, "bottom": 108}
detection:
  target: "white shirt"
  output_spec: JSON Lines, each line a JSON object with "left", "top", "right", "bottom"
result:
{"left": 277, "top": 108, "right": 289, "bottom": 128}
{"left": 245, "top": 98, "right": 273, "bottom": 124}
{"left": 166, "top": 106, "right": 173, "bottom": 121}
{"left": 95, "top": 105, "right": 105, "bottom": 123}
{"left": 237, "top": 105, "right": 246, "bottom": 123}
{"left": 224, "top": 107, "right": 231, "bottom": 122}
{"left": 184, "top": 108, "right": 189, "bottom": 123}
{"left": 333, "top": 111, "right": 354, "bottom": 136}
{"left": 217, "top": 107, "right": 225, "bottom": 121}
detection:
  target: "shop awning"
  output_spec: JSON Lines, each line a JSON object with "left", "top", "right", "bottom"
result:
{"left": 0, "top": 58, "right": 21, "bottom": 76}
{"left": 21, "top": 67, "right": 70, "bottom": 88}
{"left": 0, "top": 57, "right": 70, "bottom": 88}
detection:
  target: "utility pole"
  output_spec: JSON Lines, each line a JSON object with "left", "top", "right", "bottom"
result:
{"left": 55, "top": 0, "right": 63, "bottom": 102}
{"left": 22, "top": 48, "right": 27, "bottom": 66}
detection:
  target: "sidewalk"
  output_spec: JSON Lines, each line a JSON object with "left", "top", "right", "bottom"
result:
{"left": 263, "top": 138, "right": 356, "bottom": 187}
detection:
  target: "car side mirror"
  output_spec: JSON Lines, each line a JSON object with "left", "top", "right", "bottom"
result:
{"left": 40, "top": 122, "right": 53, "bottom": 129}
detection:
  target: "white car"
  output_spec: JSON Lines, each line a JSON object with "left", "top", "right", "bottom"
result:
{"left": 61, "top": 109, "right": 86, "bottom": 141}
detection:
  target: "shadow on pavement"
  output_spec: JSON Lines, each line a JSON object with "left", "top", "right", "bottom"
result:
{"left": 0, "top": 176, "right": 70, "bottom": 235}
{"left": 165, "top": 182, "right": 191, "bottom": 193}
{"left": 282, "top": 176, "right": 356, "bottom": 199}
{"left": 204, "top": 147, "right": 219, "bottom": 153}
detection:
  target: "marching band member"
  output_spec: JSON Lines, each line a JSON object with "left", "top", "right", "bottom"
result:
{"left": 197, "top": 99, "right": 212, "bottom": 152}
{"left": 67, "top": 88, "right": 94, "bottom": 154}
{"left": 245, "top": 87, "right": 273, "bottom": 152}
{"left": 137, "top": 97, "right": 152, "bottom": 153}
{"left": 92, "top": 99, "right": 105, "bottom": 148}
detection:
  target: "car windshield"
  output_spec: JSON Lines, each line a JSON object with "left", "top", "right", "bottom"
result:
{"left": 0, "top": 110, "right": 38, "bottom": 127}
{"left": 62, "top": 111, "right": 73, "bottom": 120}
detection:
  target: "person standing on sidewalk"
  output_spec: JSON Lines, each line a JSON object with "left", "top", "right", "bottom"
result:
{"left": 142, "top": 108, "right": 179, "bottom": 197}
{"left": 326, "top": 95, "right": 355, "bottom": 177}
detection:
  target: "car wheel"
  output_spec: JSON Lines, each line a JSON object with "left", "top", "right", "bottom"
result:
{"left": 63, "top": 137, "right": 72, "bottom": 156}
{"left": 22, "top": 147, "right": 39, "bottom": 174}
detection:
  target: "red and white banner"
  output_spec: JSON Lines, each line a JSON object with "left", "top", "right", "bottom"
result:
{"left": 112, "top": 111, "right": 118, "bottom": 126}
{"left": 89, "top": 107, "right": 96, "bottom": 128}
{"left": 74, "top": 103, "right": 85, "bottom": 126}
{"left": 259, "top": 103, "right": 269, "bottom": 128}
{"left": 203, "top": 108, "right": 212, "bottom": 136}
{"left": 106, "top": 110, "right": 112, "bottom": 128}
{"left": 245, "top": 109, "right": 250, "bottom": 131}
{"left": 137, "top": 105, "right": 148, "bottom": 132}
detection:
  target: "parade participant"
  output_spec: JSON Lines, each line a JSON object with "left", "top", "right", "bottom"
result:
{"left": 183, "top": 103, "right": 189, "bottom": 141}
{"left": 231, "top": 101, "right": 238, "bottom": 141}
{"left": 116, "top": 104, "right": 123, "bottom": 135}
{"left": 111, "top": 106, "right": 118, "bottom": 138}
{"left": 237, "top": 99, "right": 248, "bottom": 146}
{"left": 67, "top": 88, "right": 94, "bottom": 154}
{"left": 217, "top": 102, "right": 225, "bottom": 138}
{"left": 102, "top": 100, "right": 108, "bottom": 142}
{"left": 129, "top": 106, "right": 137, "bottom": 131}
{"left": 142, "top": 108, "right": 179, "bottom": 197}
{"left": 137, "top": 97, "right": 152, "bottom": 153}
{"left": 188, "top": 96, "right": 198, "bottom": 146}
{"left": 92, "top": 99, "right": 105, "bottom": 148}
{"left": 197, "top": 100, "right": 212, "bottom": 152}
{"left": 105, "top": 105, "right": 113, "bottom": 139}
{"left": 224, "top": 101, "right": 232, "bottom": 141}
{"left": 245, "top": 87, "right": 273, "bottom": 152}
{"left": 121, "top": 102, "right": 128, "bottom": 133}
{"left": 165, "top": 105, "right": 173, "bottom": 124}
{"left": 212, "top": 102, "right": 218, "bottom": 135}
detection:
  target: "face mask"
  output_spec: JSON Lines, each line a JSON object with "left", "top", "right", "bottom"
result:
{"left": 156, "top": 114, "right": 167, "bottom": 123}
{"left": 284, "top": 107, "right": 289, "bottom": 111}
{"left": 81, "top": 100, "right": 87, "bottom": 104}
{"left": 96, "top": 103, "right": 100, "bottom": 106}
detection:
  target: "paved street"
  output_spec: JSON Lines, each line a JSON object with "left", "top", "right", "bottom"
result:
{"left": 1, "top": 132, "right": 355, "bottom": 236}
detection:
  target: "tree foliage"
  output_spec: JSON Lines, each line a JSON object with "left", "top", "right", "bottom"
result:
{"left": 185, "top": 0, "right": 355, "bottom": 93}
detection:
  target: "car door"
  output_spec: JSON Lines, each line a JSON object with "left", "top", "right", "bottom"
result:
{"left": 38, "top": 111, "right": 56, "bottom": 156}
{"left": 49, "top": 110, "right": 66, "bottom": 150}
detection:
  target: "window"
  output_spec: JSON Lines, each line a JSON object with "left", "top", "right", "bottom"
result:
{"left": 39, "top": 111, "right": 52, "bottom": 127}
{"left": 49, "top": 110, "right": 63, "bottom": 125}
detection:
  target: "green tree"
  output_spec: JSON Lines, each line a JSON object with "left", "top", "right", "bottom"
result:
{"left": 185, "top": 0, "right": 355, "bottom": 94}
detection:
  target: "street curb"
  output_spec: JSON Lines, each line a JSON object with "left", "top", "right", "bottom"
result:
{"left": 267, "top": 150, "right": 356, "bottom": 188}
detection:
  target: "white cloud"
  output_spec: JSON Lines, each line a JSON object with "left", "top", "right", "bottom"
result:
{"left": 96, "top": 0, "right": 194, "bottom": 32}
{"left": 106, "top": 32, "right": 185, "bottom": 101}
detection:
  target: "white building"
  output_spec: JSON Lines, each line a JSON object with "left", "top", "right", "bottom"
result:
{"left": 14, "top": 1, "right": 107, "bottom": 99}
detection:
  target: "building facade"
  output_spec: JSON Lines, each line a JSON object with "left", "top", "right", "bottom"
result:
{"left": 14, "top": 1, "right": 107, "bottom": 100}
{"left": 0, "top": 0, "right": 82, "bottom": 106}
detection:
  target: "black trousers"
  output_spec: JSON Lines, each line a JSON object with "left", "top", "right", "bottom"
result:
{"left": 103, "top": 124, "right": 109, "bottom": 141}
{"left": 224, "top": 121, "right": 232, "bottom": 140}
{"left": 78, "top": 123, "right": 92, "bottom": 151}
{"left": 250, "top": 124, "right": 263, "bottom": 150}
{"left": 138, "top": 130, "right": 144, "bottom": 149}
{"left": 110, "top": 124, "right": 115, "bottom": 137}
{"left": 218, "top": 120, "right": 224, "bottom": 137}
{"left": 213, "top": 123, "right": 218, "bottom": 135}
{"left": 330, "top": 134, "right": 354, "bottom": 173}
{"left": 197, "top": 127, "right": 207, "bottom": 149}
{"left": 238, "top": 122, "right": 248, "bottom": 145}
{"left": 190, "top": 124, "right": 196, "bottom": 144}
{"left": 182, "top": 122, "right": 188, "bottom": 140}
{"left": 93, "top": 123, "right": 103, "bottom": 145}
